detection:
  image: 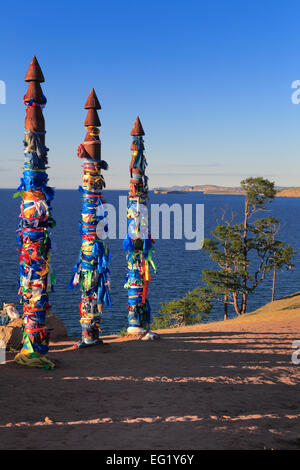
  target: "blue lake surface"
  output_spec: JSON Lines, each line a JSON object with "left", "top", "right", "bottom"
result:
{"left": 0, "top": 189, "right": 299, "bottom": 337}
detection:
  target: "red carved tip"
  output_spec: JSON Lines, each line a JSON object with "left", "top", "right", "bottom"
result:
{"left": 24, "top": 56, "right": 45, "bottom": 83}
{"left": 84, "top": 108, "right": 101, "bottom": 127}
{"left": 131, "top": 116, "right": 145, "bottom": 136}
{"left": 84, "top": 88, "right": 101, "bottom": 110}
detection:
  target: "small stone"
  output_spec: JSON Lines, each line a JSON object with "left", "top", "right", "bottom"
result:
{"left": 0, "top": 319, "right": 23, "bottom": 351}
{"left": 44, "top": 417, "right": 54, "bottom": 424}
{"left": 141, "top": 332, "right": 160, "bottom": 341}
{"left": 47, "top": 314, "right": 68, "bottom": 341}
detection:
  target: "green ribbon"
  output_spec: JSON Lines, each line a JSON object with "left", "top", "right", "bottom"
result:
{"left": 22, "top": 327, "right": 37, "bottom": 358}
{"left": 13, "top": 190, "right": 24, "bottom": 199}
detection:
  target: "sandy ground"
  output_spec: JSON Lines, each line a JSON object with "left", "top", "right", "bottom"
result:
{"left": 0, "top": 293, "right": 300, "bottom": 450}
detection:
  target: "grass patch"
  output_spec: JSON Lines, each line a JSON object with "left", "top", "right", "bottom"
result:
{"left": 118, "top": 327, "right": 128, "bottom": 337}
{"left": 281, "top": 303, "right": 300, "bottom": 311}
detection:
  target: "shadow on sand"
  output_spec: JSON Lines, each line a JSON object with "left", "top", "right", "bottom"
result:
{"left": 0, "top": 329, "right": 299, "bottom": 450}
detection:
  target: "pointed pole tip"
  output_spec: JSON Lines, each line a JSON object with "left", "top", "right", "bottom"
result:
{"left": 29, "top": 55, "right": 40, "bottom": 67}
{"left": 25, "top": 56, "right": 45, "bottom": 82}
{"left": 131, "top": 116, "right": 145, "bottom": 136}
{"left": 84, "top": 88, "right": 101, "bottom": 110}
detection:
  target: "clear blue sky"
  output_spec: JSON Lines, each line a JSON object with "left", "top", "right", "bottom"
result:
{"left": 0, "top": 0, "right": 300, "bottom": 189}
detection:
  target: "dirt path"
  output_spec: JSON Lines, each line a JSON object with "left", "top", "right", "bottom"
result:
{"left": 0, "top": 294, "right": 300, "bottom": 450}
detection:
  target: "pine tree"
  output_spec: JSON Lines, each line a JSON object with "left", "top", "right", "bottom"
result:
{"left": 203, "top": 177, "right": 296, "bottom": 316}
{"left": 151, "top": 288, "right": 212, "bottom": 329}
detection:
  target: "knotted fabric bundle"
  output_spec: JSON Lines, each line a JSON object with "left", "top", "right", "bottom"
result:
{"left": 123, "top": 117, "right": 156, "bottom": 335}
{"left": 14, "top": 56, "right": 55, "bottom": 369}
{"left": 68, "top": 89, "right": 111, "bottom": 348}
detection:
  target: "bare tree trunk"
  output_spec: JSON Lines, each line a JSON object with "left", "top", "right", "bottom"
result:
{"left": 224, "top": 295, "right": 228, "bottom": 320}
{"left": 241, "top": 292, "right": 247, "bottom": 314}
{"left": 224, "top": 243, "right": 229, "bottom": 320}
{"left": 272, "top": 267, "right": 276, "bottom": 302}
{"left": 233, "top": 292, "right": 242, "bottom": 315}
{"left": 241, "top": 200, "right": 249, "bottom": 315}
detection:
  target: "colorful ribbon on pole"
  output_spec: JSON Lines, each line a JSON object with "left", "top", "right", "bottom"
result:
{"left": 69, "top": 89, "right": 111, "bottom": 348}
{"left": 123, "top": 117, "right": 156, "bottom": 336}
{"left": 14, "top": 56, "right": 55, "bottom": 369}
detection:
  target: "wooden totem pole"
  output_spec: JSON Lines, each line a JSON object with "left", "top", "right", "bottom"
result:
{"left": 123, "top": 117, "right": 158, "bottom": 338}
{"left": 69, "top": 89, "right": 111, "bottom": 348}
{"left": 14, "top": 56, "right": 56, "bottom": 369}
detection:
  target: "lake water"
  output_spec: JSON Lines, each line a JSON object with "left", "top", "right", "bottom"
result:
{"left": 0, "top": 189, "right": 299, "bottom": 337}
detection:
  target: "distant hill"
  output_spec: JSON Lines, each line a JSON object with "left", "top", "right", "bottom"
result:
{"left": 154, "top": 185, "right": 299, "bottom": 196}
{"left": 276, "top": 188, "right": 300, "bottom": 197}
{"left": 154, "top": 185, "right": 245, "bottom": 195}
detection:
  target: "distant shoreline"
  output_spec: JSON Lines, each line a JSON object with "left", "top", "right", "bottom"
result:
{"left": 154, "top": 185, "right": 300, "bottom": 197}
{"left": 1, "top": 187, "right": 300, "bottom": 197}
